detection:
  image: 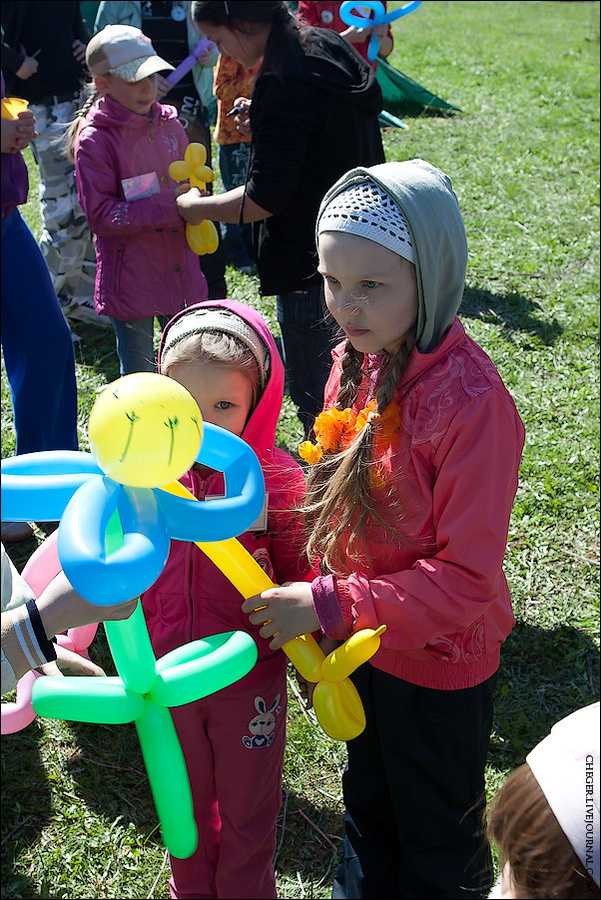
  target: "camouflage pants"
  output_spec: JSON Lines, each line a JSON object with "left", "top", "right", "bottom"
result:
{"left": 29, "top": 96, "right": 97, "bottom": 309}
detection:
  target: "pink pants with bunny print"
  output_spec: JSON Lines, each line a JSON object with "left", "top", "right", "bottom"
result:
{"left": 168, "top": 664, "right": 287, "bottom": 899}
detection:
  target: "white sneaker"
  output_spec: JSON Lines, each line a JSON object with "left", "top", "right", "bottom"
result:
{"left": 68, "top": 299, "right": 111, "bottom": 328}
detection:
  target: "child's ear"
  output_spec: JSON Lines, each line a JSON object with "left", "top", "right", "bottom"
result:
{"left": 94, "top": 74, "right": 109, "bottom": 94}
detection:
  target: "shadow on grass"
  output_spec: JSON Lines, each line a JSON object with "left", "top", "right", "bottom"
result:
{"left": 460, "top": 286, "right": 564, "bottom": 347}
{"left": 72, "top": 322, "right": 120, "bottom": 385}
{"left": 0, "top": 725, "right": 52, "bottom": 900}
{"left": 490, "top": 620, "right": 599, "bottom": 772}
{"left": 2, "top": 621, "right": 596, "bottom": 898}
{"left": 52, "top": 630, "right": 164, "bottom": 842}
{"left": 274, "top": 788, "right": 344, "bottom": 895}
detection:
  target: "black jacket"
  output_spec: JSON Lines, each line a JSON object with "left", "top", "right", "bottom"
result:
{"left": 245, "top": 26, "right": 385, "bottom": 296}
{"left": 1, "top": 1, "right": 90, "bottom": 101}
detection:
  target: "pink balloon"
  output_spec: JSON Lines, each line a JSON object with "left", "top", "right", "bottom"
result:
{"left": 1, "top": 531, "right": 98, "bottom": 733}
{"left": 21, "top": 528, "right": 61, "bottom": 594}
{"left": 21, "top": 529, "right": 98, "bottom": 652}
{"left": 1, "top": 670, "right": 41, "bottom": 734}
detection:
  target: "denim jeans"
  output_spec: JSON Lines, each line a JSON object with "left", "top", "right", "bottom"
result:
{"left": 276, "top": 286, "right": 338, "bottom": 437}
{"left": 110, "top": 315, "right": 170, "bottom": 376}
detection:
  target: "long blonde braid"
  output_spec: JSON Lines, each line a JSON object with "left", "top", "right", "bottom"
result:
{"left": 64, "top": 83, "right": 98, "bottom": 163}
{"left": 304, "top": 327, "right": 416, "bottom": 574}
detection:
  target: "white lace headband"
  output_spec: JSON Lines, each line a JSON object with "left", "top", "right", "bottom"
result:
{"left": 317, "top": 180, "right": 414, "bottom": 263}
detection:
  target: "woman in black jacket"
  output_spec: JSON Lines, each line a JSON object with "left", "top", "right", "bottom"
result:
{"left": 176, "top": 0, "right": 385, "bottom": 435}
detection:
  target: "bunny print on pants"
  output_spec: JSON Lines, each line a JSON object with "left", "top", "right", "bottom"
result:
{"left": 243, "top": 694, "right": 282, "bottom": 748}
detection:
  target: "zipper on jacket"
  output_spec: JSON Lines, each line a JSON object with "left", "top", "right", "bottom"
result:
{"left": 188, "top": 467, "right": 209, "bottom": 639}
{"left": 115, "top": 244, "right": 123, "bottom": 294}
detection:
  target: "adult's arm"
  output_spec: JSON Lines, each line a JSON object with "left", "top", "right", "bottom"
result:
{"left": 176, "top": 183, "right": 272, "bottom": 225}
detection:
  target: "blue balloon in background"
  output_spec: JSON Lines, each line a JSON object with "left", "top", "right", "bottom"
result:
{"left": 1, "top": 424, "right": 265, "bottom": 607}
{"left": 339, "top": 1, "right": 422, "bottom": 61}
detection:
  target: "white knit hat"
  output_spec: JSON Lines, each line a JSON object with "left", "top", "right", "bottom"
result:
{"left": 316, "top": 180, "right": 414, "bottom": 263}
{"left": 527, "top": 701, "right": 600, "bottom": 886}
{"left": 161, "top": 306, "right": 270, "bottom": 391}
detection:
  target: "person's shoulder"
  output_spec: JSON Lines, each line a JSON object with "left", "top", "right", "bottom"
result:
{"left": 302, "top": 26, "right": 357, "bottom": 59}
{"left": 457, "top": 327, "right": 510, "bottom": 392}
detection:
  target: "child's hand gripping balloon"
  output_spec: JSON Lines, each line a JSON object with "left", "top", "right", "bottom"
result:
{"left": 161, "top": 475, "right": 387, "bottom": 743}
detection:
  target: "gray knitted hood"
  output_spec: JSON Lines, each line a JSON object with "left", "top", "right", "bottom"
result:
{"left": 316, "top": 159, "right": 468, "bottom": 352}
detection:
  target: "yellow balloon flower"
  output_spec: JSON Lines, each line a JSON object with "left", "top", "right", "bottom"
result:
{"left": 169, "top": 143, "right": 219, "bottom": 256}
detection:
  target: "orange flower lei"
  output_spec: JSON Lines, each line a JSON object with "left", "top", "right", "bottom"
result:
{"left": 299, "top": 399, "right": 401, "bottom": 469}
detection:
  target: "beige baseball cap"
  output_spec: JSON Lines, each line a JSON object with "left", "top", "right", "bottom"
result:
{"left": 86, "top": 25, "right": 174, "bottom": 83}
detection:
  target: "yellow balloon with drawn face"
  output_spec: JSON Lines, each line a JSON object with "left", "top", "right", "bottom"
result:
{"left": 88, "top": 373, "right": 203, "bottom": 487}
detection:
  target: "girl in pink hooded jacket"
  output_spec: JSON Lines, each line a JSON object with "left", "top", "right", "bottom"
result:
{"left": 242, "top": 160, "right": 526, "bottom": 899}
{"left": 141, "top": 299, "right": 316, "bottom": 900}
{"left": 68, "top": 25, "right": 208, "bottom": 376}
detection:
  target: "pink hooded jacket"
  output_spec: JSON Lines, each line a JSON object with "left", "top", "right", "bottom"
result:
{"left": 74, "top": 94, "right": 207, "bottom": 320}
{"left": 141, "top": 299, "right": 316, "bottom": 686}
{"left": 312, "top": 319, "right": 525, "bottom": 690}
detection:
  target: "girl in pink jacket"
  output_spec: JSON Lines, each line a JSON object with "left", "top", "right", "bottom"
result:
{"left": 242, "top": 160, "right": 526, "bottom": 899}
{"left": 68, "top": 25, "right": 207, "bottom": 376}
{"left": 142, "top": 298, "right": 317, "bottom": 899}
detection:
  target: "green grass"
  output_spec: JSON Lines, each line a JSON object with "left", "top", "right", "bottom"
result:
{"left": 2, "top": 2, "right": 599, "bottom": 897}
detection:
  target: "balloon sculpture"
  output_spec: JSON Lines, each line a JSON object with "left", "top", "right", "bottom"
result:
{"left": 164, "top": 478, "right": 386, "bottom": 742}
{"left": 1, "top": 529, "right": 98, "bottom": 735}
{"left": 169, "top": 143, "right": 219, "bottom": 256}
{"left": 1, "top": 372, "right": 388, "bottom": 853}
{"left": 1, "top": 373, "right": 263, "bottom": 859}
{"left": 339, "top": 0, "right": 422, "bottom": 61}
{"left": 165, "top": 37, "right": 214, "bottom": 88}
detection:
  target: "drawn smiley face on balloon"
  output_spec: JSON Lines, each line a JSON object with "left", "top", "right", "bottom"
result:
{"left": 88, "top": 372, "right": 203, "bottom": 488}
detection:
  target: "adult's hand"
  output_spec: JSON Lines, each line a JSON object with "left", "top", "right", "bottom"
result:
{"left": 38, "top": 644, "right": 107, "bottom": 678}
{"left": 231, "top": 96, "right": 252, "bottom": 138}
{"left": 1, "top": 111, "right": 38, "bottom": 154}
{"left": 36, "top": 570, "right": 138, "bottom": 643}
{"left": 16, "top": 44, "right": 39, "bottom": 79}
{"left": 72, "top": 39, "right": 87, "bottom": 64}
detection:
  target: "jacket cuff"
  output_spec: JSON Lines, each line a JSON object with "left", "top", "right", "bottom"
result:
{"left": 311, "top": 575, "right": 349, "bottom": 641}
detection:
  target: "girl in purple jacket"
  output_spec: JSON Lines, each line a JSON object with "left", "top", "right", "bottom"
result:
{"left": 66, "top": 25, "right": 207, "bottom": 376}
{"left": 141, "top": 299, "right": 317, "bottom": 899}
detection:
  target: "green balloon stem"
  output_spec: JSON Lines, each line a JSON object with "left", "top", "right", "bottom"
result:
{"left": 103, "top": 506, "right": 160, "bottom": 693}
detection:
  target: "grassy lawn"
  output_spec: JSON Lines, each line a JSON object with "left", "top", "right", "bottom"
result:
{"left": 1, "top": 2, "right": 599, "bottom": 897}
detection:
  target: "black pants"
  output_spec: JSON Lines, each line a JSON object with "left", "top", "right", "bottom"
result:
{"left": 332, "top": 666, "right": 497, "bottom": 900}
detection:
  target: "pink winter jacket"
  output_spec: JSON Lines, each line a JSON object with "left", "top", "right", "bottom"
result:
{"left": 311, "top": 318, "right": 526, "bottom": 691}
{"left": 141, "top": 299, "right": 317, "bottom": 687}
{"left": 74, "top": 94, "right": 207, "bottom": 320}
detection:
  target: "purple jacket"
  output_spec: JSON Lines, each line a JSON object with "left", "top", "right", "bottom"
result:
{"left": 1, "top": 73, "right": 29, "bottom": 217}
{"left": 74, "top": 94, "right": 207, "bottom": 320}
{"left": 141, "top": 299, "right": 317, "bottom": 686}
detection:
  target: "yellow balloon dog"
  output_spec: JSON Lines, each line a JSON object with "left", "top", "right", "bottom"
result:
{"left": 169, "top": 143, "right": 219, "bottom": 256}
{"left": 161, "top": 479, "right": 386, "bottom": 742}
